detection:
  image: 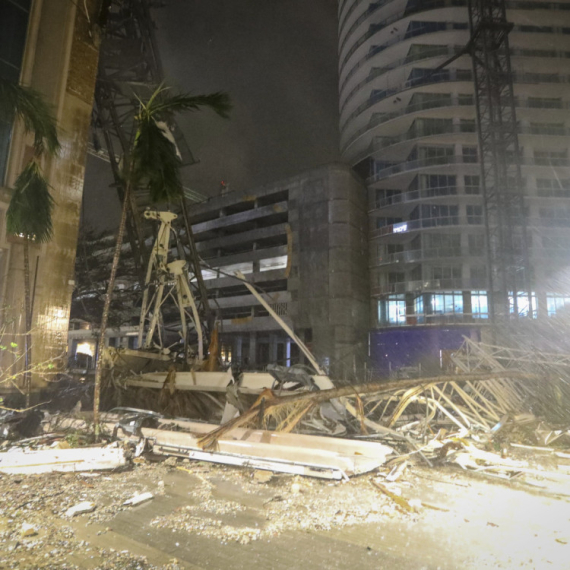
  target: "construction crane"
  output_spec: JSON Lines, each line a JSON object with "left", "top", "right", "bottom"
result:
{"left": 91, "top": 0, "right": 215, "bottom": 341}
{"left": 432, "top": 0, "right": 533, "bottom": 323}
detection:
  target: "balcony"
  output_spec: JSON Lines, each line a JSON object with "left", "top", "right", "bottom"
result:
{"left": 371, "top": 186, "right": 474, "bottom": 211}
{"left": 372, "top": 278, "right": 487, "bottom": 296}
{"left": 368, "top": 155, "right": 570, "bottom": 185}
{"left": 371, "top": 246, "right": 482, "bottom": 267}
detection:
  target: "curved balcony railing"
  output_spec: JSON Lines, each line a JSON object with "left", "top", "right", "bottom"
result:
{"left": 340, "top": 21, "right": 471, "bottom": 94}
{"left": 372, "top": 278, "right": 488, "bottom": 295}
{"left": 342, "top": 69, "right": 473, "bottom": 134}
{"left": 375, "top": 313, "right": 491, "bottom": 327}
{"left": 339, "top": 0, "right": 570, "bottom": 60}
{"left": 368, "top": 155, "right": 474, "bottom": 183}
{"left": 343, "top": 91, "right": 570, "bottom": 154}
{"left": 353, "top": 123, "right": 570, "bottom": 163}
{"left": 340, "top": 0, "right": 469, "bottom": 71}
{"left": 340, "top": 13, "right": 570, "bottom": 94}
{"left": 371, "top": 185, "right": 474, "bottom": 210}
{"left": 371, "top": 215, "right": 481, "bottom": 238}
{"left": 367, "top": 154, "right": 570, "bottom": 185}
{"left": 371, "top": 246, "right": 483, "bottom": 267}
{"left": 342, "top": 70, "right": 570, "bottom": 138}
{"left": 341, "top": 46, "right": 570, "bottom": 117}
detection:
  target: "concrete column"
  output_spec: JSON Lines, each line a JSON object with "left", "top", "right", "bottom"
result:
{"left": 233, "top": 335, "right": 242, "bottom": 363}
{"left": 249, "top": 332, "right": 257, "bottom": 367}
{"left": 537, "top": 290, "right": 548, "bottom": 320}
{"left": 269, "top": 333, "right": 278, "bottom": 363}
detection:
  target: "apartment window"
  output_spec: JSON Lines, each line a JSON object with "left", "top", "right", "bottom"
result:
{"left": 467, "top": 205, "right": 483, "bottom": 224}
{"left": 406, "top": 45, "right": 449, "bottom": 62}
{"left": 460, "top": 119, "right": 476, "bottom": 133}
{"left": 425, "top": 233, "right": 461, "bottom": 254}
{"left": 471, "top": 265, "right": 487, "bottom": 287}
{"left": 414, "top": 294, "right": 424, "bottom": 323}
{"left": 432, "top": 290, "right": 464, "bottom": 315}
{"left": 464, "top": 175, "right": 480, "bottom": 194}
{"left": 387, "top": 243, "right": 404, "bottom": 254}
{"left": 419, "top": 204, "right": 458, "bottom": 226}
{"left": 528, "top": 97, "right": 562, "bottom": 109}
{"left": 420, "top": 174, "right": 456, "bottom": 194}
{"left": 471, "top": 291, "right": 488, "bottom": 319}
{"left": 536, "top": 178, "right": 570, "bottom": 197}
{"left": 547, "top": 293, "right": 570, "bottom": 317}
{"left": 375, "top": 188, "right": 402, "bottom": 207}
{"left": 530, "top": 122, "right": 565, "bottom": 135}
{"left": 462, "top": 146, "right": 478, "bottom": 163}
{"left": 408, "top": 67, "right": 449, "bottom": 87}
{"left": 510, "top": 292, "right": 536, "bottom": 318}
{"left": 405, "top": 21, "right": 447, "bottom": 39}
{"left": 386, "top": 295, "right": 406, "bottom": 325}
{"left": 413, "top": 120, "right": 453, "bottom": 137}
{"left": 408, "top": 92, "right": 451, "bottom": 110}
{"left": 388, "top": 272, "right": 405, "bottom": 284}
{"left": 418, "top": 145, "right": 454, "bottom": 164}
{"left": 458, "top": 94, "right": 474, "bottom": 106}
{"left": 534, "top": 149, "right": 568, "bottom": 166}
{"left": 431, "top": 266, "right": 461, "bottom": 282}
{"left": 377, "top": 216, "right": 403, "bottom": 228}
{"left": 540, "top": 207, "right": 570, "bottom": 226}
{"left": 520, "top": 25, "right": 553, "bottom": 33}
{"left": 468, "top": 234, "right": 485, "bottom": 255}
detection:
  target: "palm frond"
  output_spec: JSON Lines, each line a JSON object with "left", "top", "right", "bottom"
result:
{"left": 6, "top": 161, "right": 55, "bottom": 243}
{"left": 143, "top": 90, "right": 232, "bottom": 120}
{"left": 133, "top": 118, "right": 184, "bottom": 203}
{"left": 0, "top": 78, "right": 60, "bottom": 156}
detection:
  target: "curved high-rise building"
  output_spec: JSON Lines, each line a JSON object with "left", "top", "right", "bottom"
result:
{"left": 338, "top": 0, "right": 570, "bottom": 370}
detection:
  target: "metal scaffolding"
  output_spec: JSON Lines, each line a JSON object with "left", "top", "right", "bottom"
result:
{"left": 468, "top": 0, "right": 532, "bottom": 321}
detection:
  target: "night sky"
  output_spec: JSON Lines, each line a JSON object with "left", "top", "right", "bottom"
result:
{"left": 82, "top": 0, "right": 341, "bottom": 231}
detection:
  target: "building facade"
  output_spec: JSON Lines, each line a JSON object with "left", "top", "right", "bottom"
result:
{"left": 185, "top": 163, "right": 370, "bottom": 377}
{"left": 338, "top": 0, "right": 570, "bottom": 372}
{"left": 1, "top": 0, "right": 101, "bottom": 389}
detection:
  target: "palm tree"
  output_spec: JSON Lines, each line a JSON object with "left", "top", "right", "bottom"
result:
{"left": 0, "top": 77, "right": 60, "bottom": 405}
{"left": 92, "top": 85, "right": 231, "bottom": 433}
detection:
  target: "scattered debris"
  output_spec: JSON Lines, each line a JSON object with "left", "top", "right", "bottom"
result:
{"left": 20, "top": 523, "right": 37, "bottom": 537}
{"left": 123, "top": 491, "right": 154, "bottom": 506}
{"left": 65, "top": 501, "right": 96, "bottom": 517}
{"left": 0, "top": 444, "right": 127, "bottom": 474}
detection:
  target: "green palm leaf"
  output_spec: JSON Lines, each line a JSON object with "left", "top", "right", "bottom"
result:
{"left": 132, "top": 86, "right": 231, "bottom": 203}
{"left": 134, "top": 118, "right": 184, "bottom": 203}
{"left": 0, "top": 77, "right": 60, "bottom": 156}
{"left": 6, "top": 161, "right": 55, "bottom": 243}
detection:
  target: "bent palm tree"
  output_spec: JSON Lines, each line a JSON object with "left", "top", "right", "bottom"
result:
{"left": 92, "top": 85, "right": 231, "bottom": 432}
{"left": 1, "top": 78, "right": 60, "bottom": 404}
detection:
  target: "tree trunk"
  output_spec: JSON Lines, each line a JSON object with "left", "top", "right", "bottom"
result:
{"left": 23, "top": 240, "right": 32, "bottom": 407}
{"left": 93, "top": 182, "right": 131, "bottom": 435}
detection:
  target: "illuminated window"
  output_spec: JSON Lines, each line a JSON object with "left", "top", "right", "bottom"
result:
{"left": 387, "top": 295, "right": 406, "bottom": 325}
{"left": 471, "top": 291, "right": 488, "bottom": 319}
{"left": 509, "top": 292, "right": 537, "bottom": 317}
{"left": 546, "top": 294, "right": 570, "bottom": 317}
{"left": 432, "top": 291, "right": 463, "bottom": 315}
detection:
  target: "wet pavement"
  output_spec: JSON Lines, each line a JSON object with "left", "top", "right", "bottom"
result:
{"left": 1, "top": 457, "right": 570, "bottom": 569}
